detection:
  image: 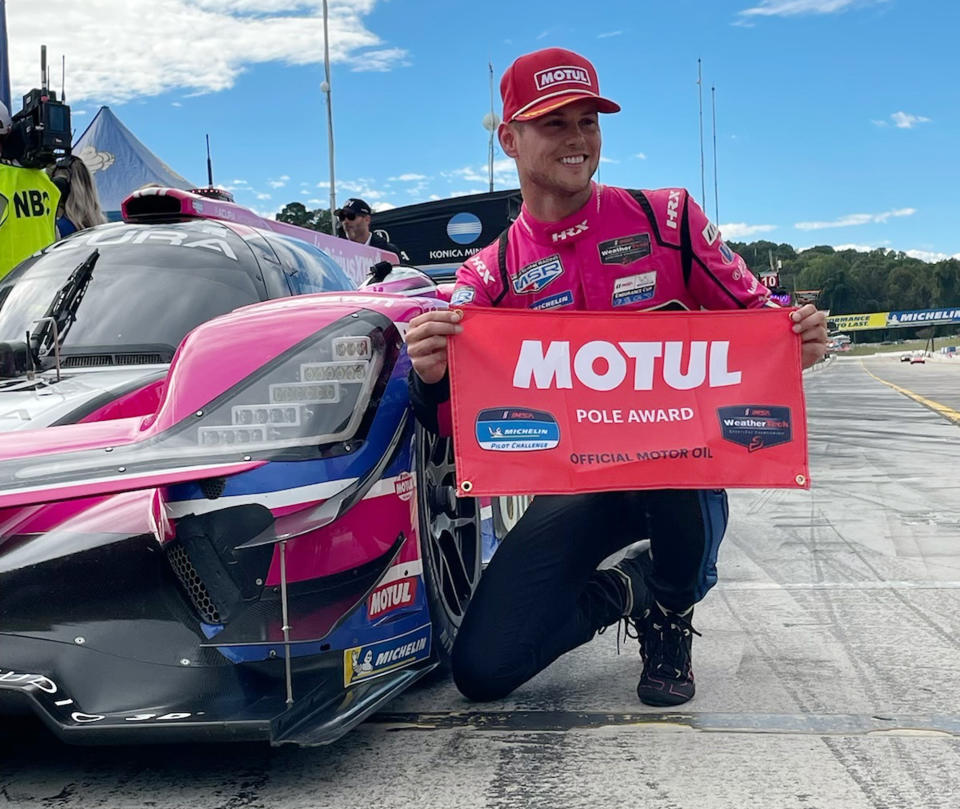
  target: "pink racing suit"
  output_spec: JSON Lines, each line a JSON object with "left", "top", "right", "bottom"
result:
{"left": 449, "top": 182, "right": 771, "bottom": 313}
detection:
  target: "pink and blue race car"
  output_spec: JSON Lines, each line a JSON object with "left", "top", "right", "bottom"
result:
{"left": 0, "top": 188, "right": 519, "bottom": 745}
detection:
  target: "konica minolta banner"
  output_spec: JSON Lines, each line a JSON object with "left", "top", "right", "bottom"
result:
{"left": 371, "top": 189, "right": 522, "bottom": 271}
{"left": 447, "top": 307, "right": 809, "bottom": 496}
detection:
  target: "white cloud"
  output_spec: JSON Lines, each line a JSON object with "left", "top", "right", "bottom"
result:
{"left": 831, "top": 243, "right": 883, "bottom": 252}
{"left": 905, "top": 249, "right": 960, "bottom": 263}
{"left": 890, "top": 111, "right": 931, "bottom": 129}
{"left": 634, "top": 152, "right": 647, "bottom": 160}
{"left": 352, "top": 48, "right": 410, "bottom": 72}
{"left": 389, "top": 173, "right": 428, "bottom": 182}
{"left": 72, "top": 109, "right": 87, "bottom": 116}
{"left": 794, "top": 208, "right": 916, "bottom": 230}
{"left": 255, "top": 192, "right": 272, "bottom": 200}
{"left": 739, "top": 0, "right": 888, "bottom": 17}
{"left": 599, "top": 156, "right": 619, "bottom": 164}
{"left": 871, "top": 119, "right": 888, "bottom": 127}
{"left": 373, "top": 202, "right": 396, "bottom": 212}
{"left": 598, "top": 31, "right": 622, "bottom": 38}
{"left": 6, "top": 1, "right": 407, "bottom": 103}
{"left": 443, "top": 158, "right": 518, "bottom": 189}
{"left": 721, "top": 222, "right": 778, "bottom": 239}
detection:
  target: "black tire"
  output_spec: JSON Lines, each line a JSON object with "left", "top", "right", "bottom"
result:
{"left": 415, "top": 423, "right": 482, "bottom": 667}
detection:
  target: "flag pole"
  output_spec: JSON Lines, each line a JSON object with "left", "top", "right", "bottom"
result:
{"left": 697, "top": 58, "right": 705, "bottom": 206}
{"left": 711, "top": 84, "right": 719, "bottom": 223}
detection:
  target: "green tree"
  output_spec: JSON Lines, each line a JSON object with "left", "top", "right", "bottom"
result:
{"left": 275, "top": 202, "right": 334, "bottom": 234}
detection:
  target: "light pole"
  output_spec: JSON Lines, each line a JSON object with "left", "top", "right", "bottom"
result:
{"left": 321, "top": 0, "right": 336, "bottom": 235}
{"left": 481, "top": 62, "right": 499, "bottom": 193}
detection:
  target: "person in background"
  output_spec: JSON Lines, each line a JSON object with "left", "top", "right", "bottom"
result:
{"left": 0, "top": 100, "right": 61, "bottom": 279}
{"left": 48, "top": 155, "right": 106, "bottom": 238}
{"left": 335, "top": 197, "right": 404, "bottom": 259}
{"left": 405, "top": 47, "right": 827, "bottom": 708}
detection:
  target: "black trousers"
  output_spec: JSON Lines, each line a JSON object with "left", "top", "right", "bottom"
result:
{"left": 451, "top": 489, "right": 728, "bottom": 701}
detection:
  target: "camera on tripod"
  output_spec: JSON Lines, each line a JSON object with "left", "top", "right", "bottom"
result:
{"left": 3, "top": 46, "right": 71, "bottom": 169}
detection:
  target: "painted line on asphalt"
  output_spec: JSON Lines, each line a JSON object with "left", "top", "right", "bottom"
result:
{"left": 719, "top": 581, "right": 960, "bottom": 590}
{"left": 369, "top": 710, "right": 960, "bottom": 737}
{"left": 860, "top": 361, "right": 960, "bottom": 425}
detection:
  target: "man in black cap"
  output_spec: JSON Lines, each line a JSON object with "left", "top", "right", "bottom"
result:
{"left": 335, "top": 197, "right": 403, "bottom": 258}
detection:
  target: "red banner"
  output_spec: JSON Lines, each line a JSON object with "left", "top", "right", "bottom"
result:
{"left": 447, "top": 307, "right": 809, "bottom": 496}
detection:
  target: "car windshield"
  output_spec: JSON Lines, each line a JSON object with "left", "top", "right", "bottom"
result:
{"left": 0, "top": 221, "right": 266, "bottom": 361}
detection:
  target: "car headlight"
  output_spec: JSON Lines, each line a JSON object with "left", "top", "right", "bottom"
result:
{"left": 5, "top": 311, "right": 401, "bottom": 493}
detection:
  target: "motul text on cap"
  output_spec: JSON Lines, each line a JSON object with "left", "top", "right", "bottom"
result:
{"left": 500, "top": 47, "right": 621, "bottom": 123}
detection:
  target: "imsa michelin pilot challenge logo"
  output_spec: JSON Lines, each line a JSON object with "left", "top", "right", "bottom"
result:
{"left": 475, "top": 407, "right": 560, "bottom": 451}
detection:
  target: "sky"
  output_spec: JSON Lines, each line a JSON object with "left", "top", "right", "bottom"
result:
{"left": 7, "top": 0, "right": 959, "bottom": 261}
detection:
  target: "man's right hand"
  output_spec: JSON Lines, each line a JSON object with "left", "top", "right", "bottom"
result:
{"left": 406, "top": 309, "right": 463, "bottom": 384}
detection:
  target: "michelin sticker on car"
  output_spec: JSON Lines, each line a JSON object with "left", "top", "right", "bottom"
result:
{"left": 475, "top": 407, "right": 560, "bottom": 451}
{"left": 343, "top": 623, "right": 432, "bottom": 687}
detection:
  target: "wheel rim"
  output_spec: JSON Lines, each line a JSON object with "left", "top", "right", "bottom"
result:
{"left": 417, "top": 428, "right": 480, "bottom": 627}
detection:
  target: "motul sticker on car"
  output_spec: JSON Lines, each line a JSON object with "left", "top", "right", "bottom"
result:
{"left": 367, "top": 576, "right": 419, "bottom": 618}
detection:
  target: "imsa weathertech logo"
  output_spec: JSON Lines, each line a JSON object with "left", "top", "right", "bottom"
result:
{"left": 476, "top": 407, "right": 560, "bottom": 451}
{"left": 718, "top": 405, "right": 792, "bottom": 452}
{"left": 534, "top": 66, "right": 591, "bottom": 90}
{"left": 598, "top": 233, "right": 652, "bottom": 265}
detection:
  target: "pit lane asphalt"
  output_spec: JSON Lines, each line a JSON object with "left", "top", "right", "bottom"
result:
{"left": 2, "top": 355, "right": 959, "bottom": 809}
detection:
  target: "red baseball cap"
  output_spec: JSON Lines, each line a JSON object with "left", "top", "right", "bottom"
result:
{"left": 501, "top": 47, "right": 621, "bottom": 123}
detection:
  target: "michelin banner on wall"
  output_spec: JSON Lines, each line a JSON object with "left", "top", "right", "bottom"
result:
{"left": 448, "top": 307, "right": 809, "bottom": 496}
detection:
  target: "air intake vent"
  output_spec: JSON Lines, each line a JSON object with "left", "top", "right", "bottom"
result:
{"left": 62, "top": 353, "right": 164, "bottom": 368}
{"left": 167, "top": 542, "right": 222, "bottom": 624}
{"left": 123, "top": 194, "right": 183, "bottom": 219}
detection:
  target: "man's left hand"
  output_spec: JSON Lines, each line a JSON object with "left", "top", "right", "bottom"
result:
{"left": 791, "top": 304, "right": 829, "bottom": 369}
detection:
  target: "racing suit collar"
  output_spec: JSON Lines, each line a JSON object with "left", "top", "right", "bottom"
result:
{"left": 517, "top": 182, "right": 602, "bottom": 247}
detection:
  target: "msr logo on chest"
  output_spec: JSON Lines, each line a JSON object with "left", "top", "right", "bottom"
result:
{"left": 512, "top": 255, "right": 564, "bottom": 294}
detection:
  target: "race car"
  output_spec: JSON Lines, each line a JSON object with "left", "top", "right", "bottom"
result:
{"left": 0, "top": 188, "right": 499, "bottom": 746}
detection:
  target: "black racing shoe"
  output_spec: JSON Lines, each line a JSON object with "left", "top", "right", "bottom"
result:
{"left": 607, "top": 542, "right": 653, "bottom": 620}
{"left": 636, "top": 602, "right": 700, "bottom": 707}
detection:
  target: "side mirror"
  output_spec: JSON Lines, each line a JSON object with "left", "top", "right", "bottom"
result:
{"left": 0, "top": 341, "right": 29, "bottom": 378}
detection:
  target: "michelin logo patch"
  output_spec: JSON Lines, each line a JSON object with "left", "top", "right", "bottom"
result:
{"left": 450, "top": 286, "right": 476, "bottom": 305}
{"left": 343, "top": 624, "right": 431, "bottom": 687}
{"left": 530, "top": 290, "right": 574, "bottom": 311}
{"left": 512, "top": 255, "right": 563, "bottom": 294}
{"left": 718, "top": 242, "right": 735, "bottom": 264}
{"left": 597, "top": 233, "right": 652, "bottom": 265}
{"left": 476, "top": 408, "right": 560, "bottom": 451}
{"left": 612, "top": 271, "right": 657, "bottom": 306}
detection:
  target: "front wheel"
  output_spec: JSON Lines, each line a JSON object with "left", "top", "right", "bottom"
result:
{"left": 415, "top": 424, "right": 482, "bottom": 667}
